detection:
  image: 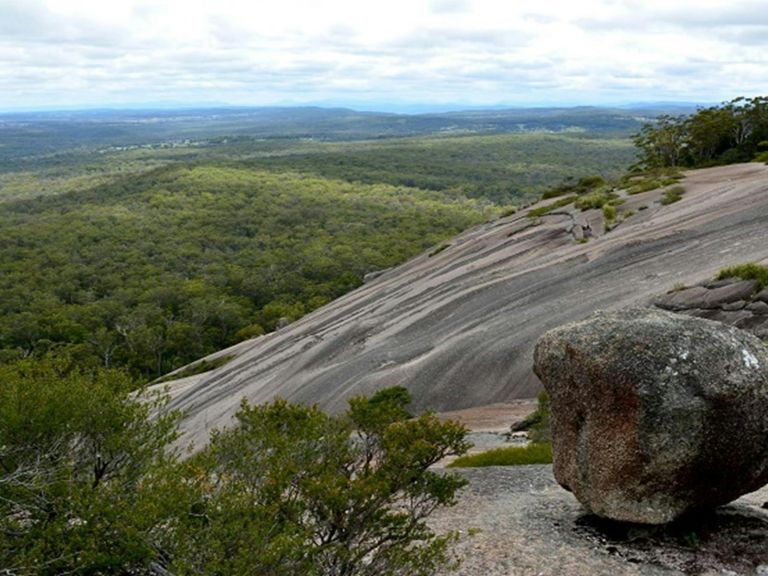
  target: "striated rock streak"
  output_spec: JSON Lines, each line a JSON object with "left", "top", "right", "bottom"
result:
{"left": 158, "top": 163, "right": 768, "bottom": 448}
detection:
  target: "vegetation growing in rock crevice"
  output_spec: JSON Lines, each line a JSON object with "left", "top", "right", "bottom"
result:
{"left": 716, "top": 262, "right": 768, "bottom": 291}
{"left": 660, "top": 186, "right": 685, "bottom": 205}
{"left": 527, "top": 195, "right": 579, "bottom": 218}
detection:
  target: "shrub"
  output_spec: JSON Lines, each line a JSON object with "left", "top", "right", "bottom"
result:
{"left": 660, "top": 185, "right": 685, "bottom": 205}
{"left": 628, "top": 178, "right": 662, "bottom": 195}
{"left": 508, "top": 390, "right": 550, "bottom": 442}
{"left": 622, "top": 168, "right": 682, "bottom": 193}
{"left": 154, "top": 354, "right": 235, "bottom": 383}
{"left": 540, "top": 175, "right": 606, "bottom": 200}
{"left": 574, "top": 190, "right": 618, "bottom": 211}
{"left": 1, "top": 366, "right": 470, "bottom": 576}
{"left": 603, "top": 204, "right": 617, "bottom": 225}
{"left": 527, "top": 195, "right": 578, "bottom": 218}
{"left": 499, "top": 206, "right": 518, "bottom": 218}
{"left": 234, "top": 323, "right": 267, "bottom": 341}
{"left": 716, "top": 262, "right": 768, "bottom": 291}
{"left": 528, "top": 391, "right": 551, "bottom": 443}
{"left": 448, "top": 443, "right": 552, "bottom": 468}
{"left": 576, "top": 175, "right": 606, "bottom": 190}
{"left": 170, "top": 387, "right": 471, "bottom": 576}
{"left": 0, "top": 356, "right": 180, "bottom": 575}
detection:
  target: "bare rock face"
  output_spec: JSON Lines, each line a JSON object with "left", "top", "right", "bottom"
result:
{"left": 533, "top": 307, "right": 768, "bottom": 524}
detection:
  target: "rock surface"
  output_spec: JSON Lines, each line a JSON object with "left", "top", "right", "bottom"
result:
{"left": 534, "top": 307, "right": 768, "bottom": 524}
{"left": 158, "top": 163, "right": 768, "bottom": 449}
{"left": 655, "top": 278, "right": 768, "bottom": 339}
{"left": 429, "top": 465, "right": 768, "bottom": 576}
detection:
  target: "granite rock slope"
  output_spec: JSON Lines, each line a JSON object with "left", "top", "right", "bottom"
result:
{"left": 158, "top": 163, "right": 768, "bottom": 448}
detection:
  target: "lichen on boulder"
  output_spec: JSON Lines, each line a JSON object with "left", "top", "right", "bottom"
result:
{"left": 534, "top": 307, "right": 768, "bottom": 524}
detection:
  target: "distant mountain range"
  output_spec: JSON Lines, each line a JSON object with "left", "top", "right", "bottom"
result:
{"left": 0, "top": 104, "right": 695, "bottom": 170}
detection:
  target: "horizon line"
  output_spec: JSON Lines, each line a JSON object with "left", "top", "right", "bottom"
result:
{"left": 0, "top": 100, "right": 712, "bottom": 117}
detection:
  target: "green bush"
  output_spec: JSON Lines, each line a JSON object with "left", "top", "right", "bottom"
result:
{"left": 603, "top": 204, "right": 617, "bottom": 224}
{"left": 509, "top": 390, "right": 551, "bottom": 441}
{"left": 660, "top": 185, "right": 685, "bottom": 205}
{"left": 1, "top": 367, "right": 470, "bottom": 576}
{"left": 448, "top": 443, "right": 552, "bottom": 468}
{"left": 527, "top": 195, "right": 578, "bottom": 218}
{"left": 574, "top": 190, "right": 617, "bottom": 210}
{"left": 0, "top": 356, "right": 180, "bottom": 575}
{"left": 622, "top": 168, "right": 683, "bottom": 194}
{"left": 528, "top": 390, "right": 551, "bottom": 443}
{"left": 627, "top": 178, "right": 662, "bottom": 194}
{"left": 174, "top": 387, "right": 470, "bottom": 576}
{"left": 540, "top": 175, "right": 606, "bottom": 200}
{"left": 716, "top": 262, "right": 768, "bottom": 291}
{"left": 153, "top": 354, "right": 235, "bottom": 384}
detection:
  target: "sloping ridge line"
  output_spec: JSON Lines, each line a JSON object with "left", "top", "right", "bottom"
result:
{"left": 161, "top": 163, "right": 768, "bottom": 448}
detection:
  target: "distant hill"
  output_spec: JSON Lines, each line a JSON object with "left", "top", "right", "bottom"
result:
{"left": 0, "top": 104, "right": 679, "bottom": 171}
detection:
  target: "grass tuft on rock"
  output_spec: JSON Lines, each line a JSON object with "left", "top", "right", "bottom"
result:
{"left": 715, "top": 262, "right": 768, "bottom": 291}
{"left": 428, "top": 243, "right": 451, "bottom": 257}
{"left": 527, "top": 195, "right": 578, "bottom": 218}
{"left": 154, "top": 354, "right": 235, "bottom": 384}
{"left": 660, "top": 185, "right": 685, "bottom": 205}
{"left": 448, "top": 443, "right": 552, "bottom": 468}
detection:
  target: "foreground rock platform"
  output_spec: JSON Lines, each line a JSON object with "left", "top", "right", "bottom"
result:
{"left": 534, "top": 307, "right": 768, "bottom": 524}
{"left": 430, "top": 465, "right": 768, "bottom": 576}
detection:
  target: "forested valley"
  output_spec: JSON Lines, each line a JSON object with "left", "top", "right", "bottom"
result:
{"left": 0, "top": 108, "right": 638, "bottom": 379}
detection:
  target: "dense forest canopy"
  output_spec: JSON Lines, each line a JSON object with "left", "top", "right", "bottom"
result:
{"left": 633, "top": 96, "right": 768, "bottom": 169}
{"left": 0, "top": 166, "right": 492, "bottom": 377}
{"left": 0, "top": 110, "right": 638, "bottom": 379}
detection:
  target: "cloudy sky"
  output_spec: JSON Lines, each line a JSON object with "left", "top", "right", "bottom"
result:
{"left": 1, "top": 0, "right": 766, "bottom": 111}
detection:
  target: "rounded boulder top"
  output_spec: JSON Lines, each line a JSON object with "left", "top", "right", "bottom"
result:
{"left": 533, "top": 307, "right": 768, "bottom": 524}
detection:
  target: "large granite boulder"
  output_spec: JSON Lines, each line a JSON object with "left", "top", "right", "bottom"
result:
{"left": 533, "top": 307, "right": 768, "bottom": 524}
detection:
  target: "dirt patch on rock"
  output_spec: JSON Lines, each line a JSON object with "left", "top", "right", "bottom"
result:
{"left": 435, "top": 400, "right": 538, "bottom": 432}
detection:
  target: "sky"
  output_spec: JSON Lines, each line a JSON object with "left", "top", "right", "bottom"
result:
{"left": 1, "top": 0, "right": 767, "bottom": 112}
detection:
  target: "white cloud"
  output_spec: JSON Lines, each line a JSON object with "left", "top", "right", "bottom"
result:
{"left": 0, "top": 0, "right": 766, "bottom": 110}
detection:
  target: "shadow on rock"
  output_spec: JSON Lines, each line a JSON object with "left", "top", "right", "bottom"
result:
{"left": 572, "top": 504, "right": 768, "bottom": 574}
